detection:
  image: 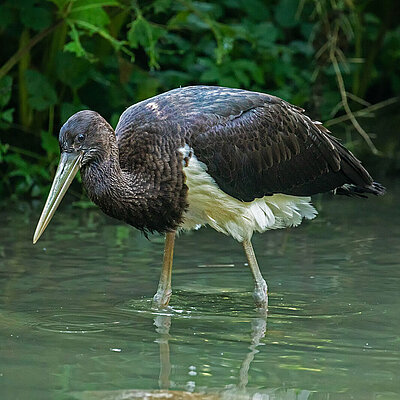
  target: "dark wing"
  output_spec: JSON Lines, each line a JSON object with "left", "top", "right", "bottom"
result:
{"left": 115, "top": 85, "right": 384, "bottom": 202}
{"left": 189, "top": 96, "right": 384, "bottom": 201}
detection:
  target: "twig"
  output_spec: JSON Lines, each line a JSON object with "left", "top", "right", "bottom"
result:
{"left": 345, "top": 92, "right": 371, "bottom": 107}
{"left": 329, "top": 92, "right": 371, "bottom": 118}
{"left": 0, "top": 19, "right": 64, "bottom": 80}
{"left": 325, "top": 97, "right": 399, "bottom": 126}
{"left": 329, "top": 26, "right": 379, "bottom": 154}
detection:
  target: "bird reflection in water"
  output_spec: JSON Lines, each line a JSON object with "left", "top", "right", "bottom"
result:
{"left": 154, "top": 315, "right": 172, "bottom": 391}
{"left": 152, "top": 313, "right": 268, "bottom": 399}
{"left": 74, "top": 309, "right": 315, "bottom": 400}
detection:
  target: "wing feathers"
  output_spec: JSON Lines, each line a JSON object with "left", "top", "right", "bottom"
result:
{"left": 116, "top": 85, "right": 382, "bottom": 202}
{"left": 191, "top": 98, "right": 377, "bottom": 201}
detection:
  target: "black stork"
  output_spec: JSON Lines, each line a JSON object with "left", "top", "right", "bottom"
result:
{"left": 33, "top": 86, "right": 385, "bottom": 309}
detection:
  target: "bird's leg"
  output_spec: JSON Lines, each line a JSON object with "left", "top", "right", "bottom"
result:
{"left": 152, "top": 231, "right": 176, "bottom": 308}
{"left": 242, "top": 239, "right": 268, "bottom": 309}
{"left": 154, "top": 315, "right": 171, "bottom": 390}
{"left": 237, "top": 318, "right": 267, "bottom": 390}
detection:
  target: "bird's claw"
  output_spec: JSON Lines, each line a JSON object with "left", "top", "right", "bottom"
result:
{"left": 152, "top": 289, "right": 172, "bottom": 309}
{"left": 253, "top": 280, "right": 268, "bottom": 310}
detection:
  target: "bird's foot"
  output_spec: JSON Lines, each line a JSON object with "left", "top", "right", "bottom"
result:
{"left": 152, "top": 288, "right": 172, "bottom": 309}
{"left": 253, "top": 279, "right": 268, "bottom": 310}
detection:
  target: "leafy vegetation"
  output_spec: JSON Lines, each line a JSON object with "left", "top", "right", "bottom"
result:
{"left": 0, "top": 0, "right": 399, "bottom": 201}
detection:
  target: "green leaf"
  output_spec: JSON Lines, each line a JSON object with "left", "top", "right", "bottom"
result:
{"left": 0, "top": 76, "right": 13, "bottom": 108}
{"left": 238, "top": 0, "right": 270, "bottom": 21}
{"left": 68, "top": 0, "right": 117, "bottom": 29}
{"left": 25, "top": 70, "right": 58, "bottom": 111}
{"left": 167, "top": 10, "right": 190, "bottom": 29}
{"left": 0, "top": 4, "right": 15, "bottom": 29}
{"left": 290, "top": 40, "right": 313, "bottom": 56}
{"left": 60, "top": 102, "right": 87, "bottom": 124}
{"left": 47, "top": 0, "right": 70, "bottom": 11}
{"left": 20, "top": 5, "right": 52, "bottom": 31}
{"left": 191, "top": 1, "right": 220, "bottom": 14}
{"left": 300, "top": 22, "right": 314, "bottom": 39}
{"left": 64, "top": 40, "right": 87, "bottom": 57}
{"left": 233, "top": 68, "right": 250, "bottom": 86}
{"left": 128, "top": 17, "right": 151, "bottom": 48}
{"left": 275, "top": 0, "right": 299, "bottom": 28}
{"left": 64, "top": 18, "right": 130, "bottom": 60}
{"left": 55, "top": 51, "right": 91, "bottom": 88}
{"left": 151, "top": 0, "right": 173, "bottom": 14}
{"left": 110, "top": 112, "right": 120, "bottom": 129}
{"left": 41, "top": 130, "right": 59, "bottom": 157}
{"left": 74, "top": 20, "right": 127, "bottom": 52}
{"left": 71, "top": 0, "right": 120, "bottom": 12}
{"left": 5, "top": 153, "right": 32, "bottom": 179}
{"left": 232, "top": 59, "right": 264, "bottom": 84}
{"left": 0, "top": 141, "right": 10, "bottom": 162}
{"left": 208, "top": 21, "right": 237, "bottom": 63}
{"left": 128, "top": 16, "right": 166, "bottom": 69}
{"left": 253, "top": 22, "right": 278, "bottom": 46}
{"left": 186, "top": 13, "right": 209, "bottom": 30}
{"left": 0, "top": 108, "right": 15, "bottom": 124}
{"left": 64, "top": 23, "right": 87, "bottom": 57}
{"left": 31, "top": 184, "right": 42, "bottom": 197}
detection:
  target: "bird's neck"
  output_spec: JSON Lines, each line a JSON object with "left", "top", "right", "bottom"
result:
{"left": 81, "top": 147, "right": 146, "bottom": 230}
{"left": 80, "top": 138, "right": 185, "bottom": 234}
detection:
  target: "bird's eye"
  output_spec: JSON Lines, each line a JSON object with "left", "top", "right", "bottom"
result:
{"left": 77, "top": 134, "right": 85, "bottom": 143}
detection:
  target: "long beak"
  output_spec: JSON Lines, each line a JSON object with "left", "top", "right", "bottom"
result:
{"left": 33, "top": 152, "right": 82, "bottom": 244}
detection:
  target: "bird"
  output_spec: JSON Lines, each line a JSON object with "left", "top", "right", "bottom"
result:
{"left": 33, "top": 85, "right": 385, "bottom": 310}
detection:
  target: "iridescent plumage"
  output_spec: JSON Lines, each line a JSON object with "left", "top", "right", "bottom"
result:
{"left": 33, "top": 86, "right": 385, "bottom": 309}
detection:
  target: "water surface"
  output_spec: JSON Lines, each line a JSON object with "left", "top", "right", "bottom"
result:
{"left": 0, "top": 183, "right": 399, "bottom": 399}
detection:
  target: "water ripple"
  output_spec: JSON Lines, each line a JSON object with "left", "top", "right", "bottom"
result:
{"left": 35, "top": 312, "right": 127, "bottom": 334}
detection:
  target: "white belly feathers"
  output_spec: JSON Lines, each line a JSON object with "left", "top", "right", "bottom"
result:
{"left": 179, "top": 145, "right": 317, "bottom": 242}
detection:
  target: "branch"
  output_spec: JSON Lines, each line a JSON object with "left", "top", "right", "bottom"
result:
{"left": 325, "top": 97, "right": 399, "bottom": 127}
{"left": 0, "top": 19, "right": 64, "bottom": 80}
{"left": 329, "top": 27, "right": 379, "bottom": 154}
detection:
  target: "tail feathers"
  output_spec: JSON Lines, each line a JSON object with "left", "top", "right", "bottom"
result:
{"left": 335, "top": 182, "right": 386, "bottom": 198}
{"left": 327, "top": 135, "right": 386, "bottom": 198}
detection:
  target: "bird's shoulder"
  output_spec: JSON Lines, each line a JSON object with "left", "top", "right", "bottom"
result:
{"left": 114, "top": 85, "right": 287, "bottom": 169}
{"left": 115, "top": 85, "right": 281, "bottom": 138}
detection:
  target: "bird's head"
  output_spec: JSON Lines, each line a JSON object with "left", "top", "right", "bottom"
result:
{"left": 59, "top": 110, "right": 114, "bottom": 165}
{"left": 33, "top": 110, "right": 113, "bottom": 244}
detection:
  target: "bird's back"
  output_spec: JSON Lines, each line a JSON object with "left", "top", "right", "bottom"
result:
{"left": 115, "top": 86, "right": 384, "bottom": 202}
{"left": 116, "top": 86, "right": 270, "bottom": 130}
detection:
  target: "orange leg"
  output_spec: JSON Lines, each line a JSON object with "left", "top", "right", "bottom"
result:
{"left": 153, "top": 232, "right": 175, "bottom": 308}
{"left": 242, "top": 239, "right": 268, "bottom": 309}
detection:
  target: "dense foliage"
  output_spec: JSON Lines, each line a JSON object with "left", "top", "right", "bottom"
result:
{"left": 0, "top": 0, "right": 399, "bottom": 200}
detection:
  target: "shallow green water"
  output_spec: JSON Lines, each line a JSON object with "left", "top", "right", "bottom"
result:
{"left": 1, "top": 183, "right": 399, "bottom": 400}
